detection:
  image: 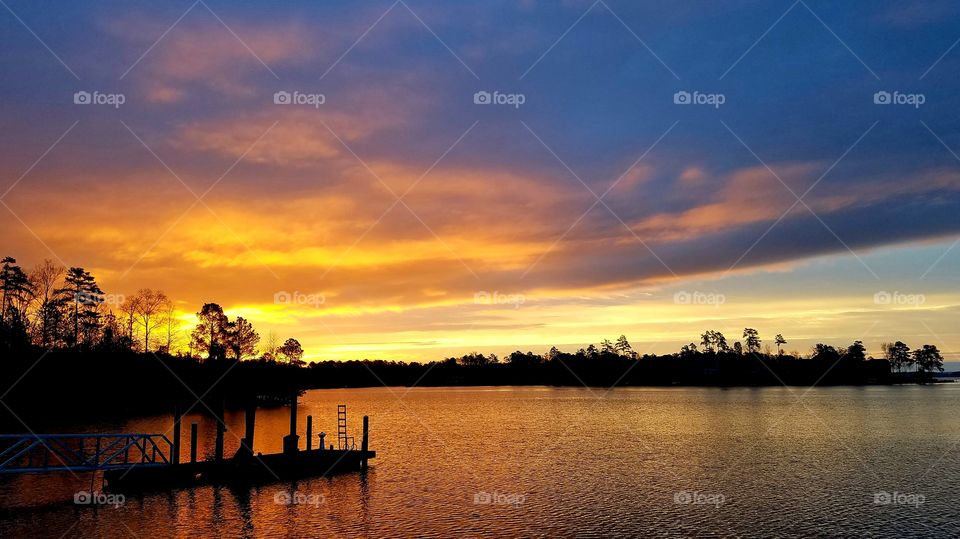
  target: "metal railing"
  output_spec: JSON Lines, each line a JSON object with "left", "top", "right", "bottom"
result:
{"left": 0, "top": 433, "right": 173, "bottom": 474}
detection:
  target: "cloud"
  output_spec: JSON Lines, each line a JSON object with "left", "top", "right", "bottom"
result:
{"left": 106, "top": 15, "right": 315, "bottom": 101}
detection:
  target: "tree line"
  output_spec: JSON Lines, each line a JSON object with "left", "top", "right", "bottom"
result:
{"left": 442, "top": 328, "right": 945, "bottom": 383}
{"left": 0, "top": 256, "right": 303, "bottom": 363}
{"left": 0, "top": 255, "right": 946, "bottom": 382}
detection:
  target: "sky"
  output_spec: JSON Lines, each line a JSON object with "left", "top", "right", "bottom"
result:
{"left": 1, "top": 0, "right": 958, "bottom": 361}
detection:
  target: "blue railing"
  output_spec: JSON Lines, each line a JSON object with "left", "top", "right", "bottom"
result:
{"left": 0, "top": 433, "right": 173, "bottom": 474}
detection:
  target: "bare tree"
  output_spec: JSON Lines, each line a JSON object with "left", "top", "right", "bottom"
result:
{"left": 29, "top": 259, "right": 64, "bottom": 346}
{"left": 263, "top": 330, "right": 279, "bottom": 361}
{"left": 133, "top": 288, "right": 170, "bottom": 352}
{"left": 162, "top": 300, "right": 179, "bottom": 353}
{"left": 119, "top": 295, "right": 140, "bottom": 348}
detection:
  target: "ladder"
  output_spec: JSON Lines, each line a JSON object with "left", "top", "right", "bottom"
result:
{"left": 337, "top": 405, "right": 352, "bottom": 450}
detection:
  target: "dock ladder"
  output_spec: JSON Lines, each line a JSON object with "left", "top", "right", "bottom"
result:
{"left": 337, "top": 405, "right": 354, "bottom": 450}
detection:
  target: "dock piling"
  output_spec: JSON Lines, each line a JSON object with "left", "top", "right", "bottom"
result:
{"left": 214, "top": 399, "right": 225, "bottom": 462}
{"left": 282, "top": 391, "right": 300, "bottom": 454}
{"left": 361, "top": 416, "right": 369, "bottom": 469}
{"left": 319, "top": 432, "right": 325, "bottom": 450}
{"left": 239, "top": 403, "right": 256, "bottom": 457}
{"left": 306, "top": 416, "right": 313, "bottom": 451}
{"left": 172, "top": 402, "right": 182, "bottom": 465}
{"left": 190, "top": 423, "right": 198, "bottom": 464}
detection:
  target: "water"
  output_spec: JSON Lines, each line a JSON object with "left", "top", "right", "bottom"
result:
{"left": 2, "top": 385, "right": 960, "bottom": 537}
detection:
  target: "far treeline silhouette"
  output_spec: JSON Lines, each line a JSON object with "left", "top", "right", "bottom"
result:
{"left": 0, "top": 256, "right": 947, "bottom": 426}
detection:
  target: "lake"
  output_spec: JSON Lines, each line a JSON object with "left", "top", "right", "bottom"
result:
{"left": 2, "top": 385, "right": 959, "bottom": 537}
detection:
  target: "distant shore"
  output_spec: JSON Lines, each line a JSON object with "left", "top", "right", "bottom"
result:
{"left": 1, "top": 347, "right": 948, "bottom": 430}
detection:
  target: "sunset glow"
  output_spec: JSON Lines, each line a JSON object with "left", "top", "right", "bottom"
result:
{"left": 1, "top": 1, "right": 958, "bottom": 361}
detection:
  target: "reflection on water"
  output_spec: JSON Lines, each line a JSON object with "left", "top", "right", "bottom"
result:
{"left": 2, "top": 386, "right": 960, "bottom": 537}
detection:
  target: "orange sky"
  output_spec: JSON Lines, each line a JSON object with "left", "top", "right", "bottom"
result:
{"left": 1, "top": 1, "right": 958, "bottom": 361}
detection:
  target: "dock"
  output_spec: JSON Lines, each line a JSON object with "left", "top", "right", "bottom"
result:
{"left": 0, "top": 398, "right": 374, "bottom": 493}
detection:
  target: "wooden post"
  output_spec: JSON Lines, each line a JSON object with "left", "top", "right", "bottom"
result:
{"left": 319, "top": 432, "right": 325, "bottom": 451}
{"left": 242, "top": 403, "right": 256, "bottom": 457}
{"left": 282, "top": 391, "right": 300, "bottom": 454}
{"left": 289, "top": 394, "right": 298, "bottom": 436}
{"left": 360, "top": 415, "right": 369, "bottom": 469}
{"left": 190, "top": 423, "right": 198, "bottom": 464}
{"left": 214, "top": 399, "right": 225, "bottom": 462}
{"left": 172, "top": 401, "right": 182, "bottom": 465}
{"left": 306, "top": 416, "right": 313, "bottom": 451}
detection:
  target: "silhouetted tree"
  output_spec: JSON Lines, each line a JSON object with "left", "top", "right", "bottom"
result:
{"left": 278, "top": 338, "right": 304, "bottom": 365}
{"left": 162, "top": 300, "right": 178, "bottom": 352}
{"left": 884, "top": 341, "right": 911, "bottom": 373}
{"left": 743, "top": 328, "right": 761, "bottom": 354}
{"left": 57, "top": 267, "right": 103, "bottom": 348}
{"left": 601, "top": 339, "right": 615, "bottom": 355}
{"left": 28, "top": 259, "right": 65, "bottom": 347}
{"left": 98, "top": 312, "right": 123, "bottom": 352}
{"left": 1, "top": 257, "right": 32, "bottom": 330}
{"left": 133, "top": 288, "right": 170, "bottom": 352}
{"left": 459, "top": 352, "right": 490, "bottom": 366}
{"left": 845, "top": 341, "right": 866, "bottom": 362}
{"left": 262, "top": 330, "right": 279, "bottom": 361}
{"left": 507, "top": 350, "right": 542, "bottom": 366}
{"left": 775, "top": 334, "right": 787, "bottom": 355}
{"left": 119, "top": 295, "right": 140, "bottom": 350}
{"left": 191, "top": 303, "right": 228, "bottom": 360}
{"left": 615, "top": 335, "right": 633, "bottom": 357}
{"left": 812, "top": 343, "right": 840, "bottom": 362}
{"left": 913, "top": 344, "right": 944, "bottom": 382}
{"left": 733, "top": 341, "right": 743, "bottom": 355}
{"left": 227, "top": 316, "right": 260, "bottom": 360}
{"left": 700, "top": 330, "right": 729, "bottom": 353}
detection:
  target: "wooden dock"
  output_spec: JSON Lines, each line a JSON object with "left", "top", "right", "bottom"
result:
{"left": 103, "top": 446, "right": 376, "bottom": 491}
{"left": 0, "top": 398, "right": 374, "bottom": 493}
